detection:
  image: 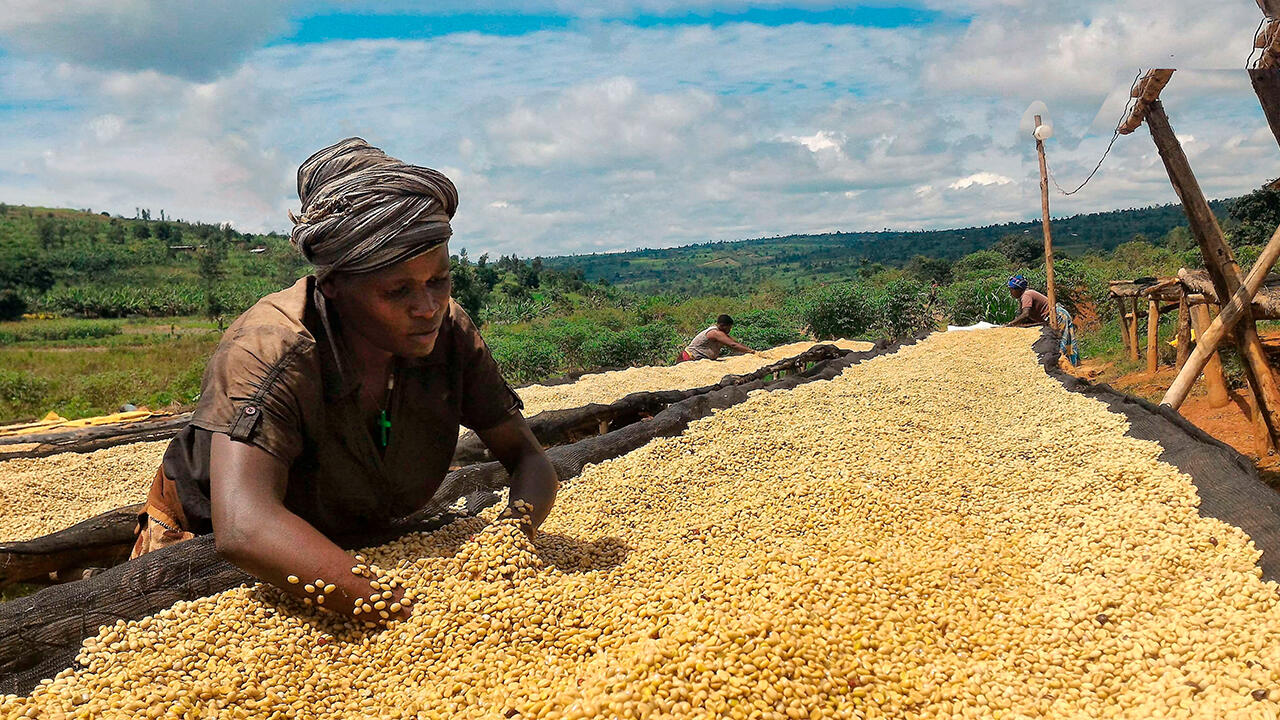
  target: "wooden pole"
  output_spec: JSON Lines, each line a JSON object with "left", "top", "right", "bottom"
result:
{"left": 1249, "top": 69, "right": 1280, "bottom": 148}
{"left": 1146, "top": 299, "right": 1160, "bottom": 375}
{"left": 1034, "top": 114, "right": 1059, "bottom": 329}
{"left": 1128, "top": 298, "right": 1141, "bottom": 361}
{"left": 1190, "top": 303, "right": 1232, "bottom": 408}
{"left": 1146, "top": 100, "right": 1280, "bottom": 446}
{"left": 1163, "top": 222, "right": 1280, "bottom": 408}
{"left": 1115, "top": 297, "right": 1133, "bottom": 357}
{"left": 1176, "top": 292, "right": 1192, "bottom": 370}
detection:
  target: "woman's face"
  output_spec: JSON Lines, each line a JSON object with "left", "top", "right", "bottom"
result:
{"left": 323, "top": 245, "right": 453, "bottom": 358}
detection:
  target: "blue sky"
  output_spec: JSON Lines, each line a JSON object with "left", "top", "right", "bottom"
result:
{"left": 0, "top": 1, "right": 1274, "bottom": 257}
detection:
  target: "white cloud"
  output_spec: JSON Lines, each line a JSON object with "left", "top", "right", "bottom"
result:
{"left": 949, "top": 172, "right": 1014, "bottom": 190}
{"left": 0, "top": 0, "right": 293, "bottom": 81}
{"left": 0, "top": 4, "right": 1277, "bottom": 256}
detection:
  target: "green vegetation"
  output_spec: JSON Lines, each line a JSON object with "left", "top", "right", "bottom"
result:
{"left": 2, "top": 186, "right": 1275, "bottom": 423}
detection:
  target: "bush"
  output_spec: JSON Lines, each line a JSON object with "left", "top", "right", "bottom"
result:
{"left": 0, "top": 290, "right": 27, "bottom": 321}
{"left": 951, "top": 250, "right": 1010, "bottom": 281}
{"left": 870, "top": 279, "right": 935, "bottom": 339}
{"left": 488, "top": 336, "right": 565, "bottom": 385}
{"left": 0, "top": 319, "right": 120, "bottom": 344}
{"left": 578, "top": 324, "right": 680, "bottom": 369}
{"left": 799, "top": 283, "right": 875, "bottom": 339}
{"left": 0, "top": 369, "right": 51, "bottom": 413}
{"left": 942, "top": 278, "right": 1017, "bottom": 325}
{"left": 730, "top": 309, "right": 806, "bottom": 350}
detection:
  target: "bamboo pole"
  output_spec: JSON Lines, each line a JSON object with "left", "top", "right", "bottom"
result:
{"left": 1162, "top": 222, "right": 1280, "bottom": 409}
{"left": 1146, "top": 299, "right": 1160, "bottom": 374}
{"left": 1145, "top": 100, "right": 1280, "bottom": 447}
{"left": 1034, "top": 115, "right": 1058, "bottom": 329}
{"left": 1176, "top": 292, "right": 1192, "bottom": 370}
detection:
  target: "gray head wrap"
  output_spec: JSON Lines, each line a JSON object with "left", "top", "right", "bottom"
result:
{"left": 289, "top": 137, "right": 458, "bottom": 282}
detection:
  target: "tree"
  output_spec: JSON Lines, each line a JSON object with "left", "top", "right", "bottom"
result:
{"left": 992, "top": 233, "right": 1044, "bottom": 266}
{"left": 904, "top": 255, "right": 952, "bottom": 285}
{"left": 197, "top": 235, "right": 227, "bottom": 325}
{"left": 951, "top": 250, "right": 1009, "bottom": 280}
{"left": 1230, "top": 185, "right": 1280, "bottom": 246}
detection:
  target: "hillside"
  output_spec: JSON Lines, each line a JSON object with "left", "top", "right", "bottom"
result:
{"left": 543, "top": 201, "right": 1234, "bottom": 294}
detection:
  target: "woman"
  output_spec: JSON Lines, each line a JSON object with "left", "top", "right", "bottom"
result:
{"left": 132, "top": 138, "right": 558, "bottom": 624}
{"left": 1005, "top": 274, "right": 1079, "bottom": 365}
{"left": 677, "top": 314, "right": 760, "bottom": 362}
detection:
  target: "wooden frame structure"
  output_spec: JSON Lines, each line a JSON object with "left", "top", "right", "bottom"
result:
{"left": 1117, "top": 68, "right": 1280, "bottom": 451}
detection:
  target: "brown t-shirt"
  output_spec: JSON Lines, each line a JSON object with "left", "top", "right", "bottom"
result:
{"left": 1020, "top": 288, "right": 1052, "bottom": 323}
{"left": 163, "top": 277, "right": 522, "bottom": 538}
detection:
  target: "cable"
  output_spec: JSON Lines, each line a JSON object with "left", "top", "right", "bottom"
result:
{"left": 1044, "top": 70, "right": 1143, "bottom": 197}
{"left": 1248, "top": 16, "right": 1267, "bottom": 69}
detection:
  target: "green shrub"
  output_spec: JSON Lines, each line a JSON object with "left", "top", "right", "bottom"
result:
{"left": 488, "top": 336, "right": 565, "bottom": 385}
{"left": 942, "top": 278, "right": 1017, "bottom": 325}
{"left": 0, "top": 319, "right": 121, "bottom": 344}
{"left": 0, "top": 369, "right": 51, "bottom": 412}
{"left": 799, "top": 283, "right": 875, "bottom": 339}
{"left": 951, "top": 250, "right": 1010, "bottom": 281}
{"left": 870, "top": 279, "right": 935, "bottom": 339}
{"left": 578, "top": 324, "right": 680, "bottom": 368}
{"left": 730, "top": 309, "right": 806, "bottom": 349}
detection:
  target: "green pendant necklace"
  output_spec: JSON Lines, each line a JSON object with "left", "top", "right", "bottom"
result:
{"left": 379, "top": 367, "right": 396, "bottom": 449}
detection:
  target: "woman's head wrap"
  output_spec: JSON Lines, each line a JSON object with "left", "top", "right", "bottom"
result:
{"left": 1008, "top": 274, "right": 1029, "bottom": 291}
{"left": 289, "top": 138, "right": 458, "bottom": 282}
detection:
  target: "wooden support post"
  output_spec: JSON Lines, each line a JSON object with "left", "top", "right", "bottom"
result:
{"left": 1249, "top": 69, "right": 1280, "bottom": 149}
{"left": 1176, "top": 292, "right": 1192, "bottom": 370}
{"left": 1115, "top": 297, "right": 1133, "bottom": 356}
{"left": 1146, "top": 299, "right": 1160, "bottom": 375}
{"left": 1145, "top": 99, "right": 1280, "bottom": 447}
{"left": 1034, "top": 114, "right": 1058, "bottom": 329}
{"left": 1190, "top": 303, "right": 1232, "bottom": 408}
{"left": 1128, "top": 298, "right": 1141, "bottom": 361}
{"left": 1164, "top": 222, "right": 1280, "bottom": 409}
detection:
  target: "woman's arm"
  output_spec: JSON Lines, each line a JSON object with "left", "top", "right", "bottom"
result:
{"left": 209, "top": 433, "right": 407, "bottom": 623}
{"left": 707, "top": 328, "right": 759, "bottom": 355}
{"left": 1006, "top": 307, "right": 1036, "bottom": 327}
{"left": 476, "top": 413, "right": 559, "bottom": 533}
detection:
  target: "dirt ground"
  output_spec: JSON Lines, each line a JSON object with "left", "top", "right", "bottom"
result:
{"left": 1075, "top": 357, "right": 1280, "bottom": 489}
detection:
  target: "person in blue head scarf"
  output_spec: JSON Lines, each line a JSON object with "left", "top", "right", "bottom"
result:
{"left": 1005, "top": 275, "right": 1079, "bottom": 365}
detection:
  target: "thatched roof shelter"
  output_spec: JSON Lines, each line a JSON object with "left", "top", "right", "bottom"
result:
{"left": 1178, "top": 268, "right": 1280, "bottom": 319}
{"left": 1108, "top": 277, "right": 1182, "bottom": 303}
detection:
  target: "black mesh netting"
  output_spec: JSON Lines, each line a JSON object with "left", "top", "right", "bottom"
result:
{"left": 0, "top": 344, "right": 856, "bottom": 588}
{"left": 1034, "top": 328, "right": 1280, "bottom": 583}
{"left": 0, "top": 337, "right": 909, "bottom": 696}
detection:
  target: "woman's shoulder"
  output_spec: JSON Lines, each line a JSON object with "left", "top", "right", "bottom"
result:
{"left": 216, "top": 278, "right": 322, "bottom": 369}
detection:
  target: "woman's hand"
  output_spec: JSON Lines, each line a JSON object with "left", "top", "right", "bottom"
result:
{"left": 477, "top": 413, "right": 559, "bottom": 534}
{"left": 209, "top": 433, "right": 409, "bottom": 626}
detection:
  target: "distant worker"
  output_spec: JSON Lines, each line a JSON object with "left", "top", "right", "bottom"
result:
{"left": 1005, "top": 275, "right": 1079, "bottom": 365}
{"left": 678, "top": 314, "right": 760, "bottom": 362}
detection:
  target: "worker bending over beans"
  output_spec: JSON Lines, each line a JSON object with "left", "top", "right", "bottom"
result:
{"left": 678, "top": 314, "right": 760, "bottom": 363}
{"left": 131, "top": 138, "right": 558, "bottom": 625}
{"left": 1004, "top": 274, "right": 1080, "bottom": 365}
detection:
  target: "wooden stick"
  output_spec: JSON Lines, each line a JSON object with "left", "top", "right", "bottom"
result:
{"left": 1115, "top": 298, "right": 1133, "bottom": 356}
{"left": 1147, "top": 299, "right": 1160, "bottom": 375}
{"left": 1118, "top": 69, "right": 1176, "bottom": 135}
{"left": 1128, "top": 298, "right": 1141, "bottom": 361}
{"left": 1176, "top": 292, "right": 1192, "bottom": 370}
{"left": 1249, "top": 69, "right": 1280, "bottom": 146}
{"left": 1190, "top": 303, "right": 1232, "bottom": 408}
{"left": 1034, "top": 114, "right": 1059, "bottom": 330}
{"left": 1163, "top": 221, "right": 1280, "bottom": 408}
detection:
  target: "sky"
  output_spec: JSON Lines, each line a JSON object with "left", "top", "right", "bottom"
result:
{"left": 0, "top": 1, "right": 1276, "bottom": 258}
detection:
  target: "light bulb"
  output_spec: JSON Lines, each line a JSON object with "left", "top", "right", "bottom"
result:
{"left": 1034, "top": 124, "right": 1054, "bottom": 141}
